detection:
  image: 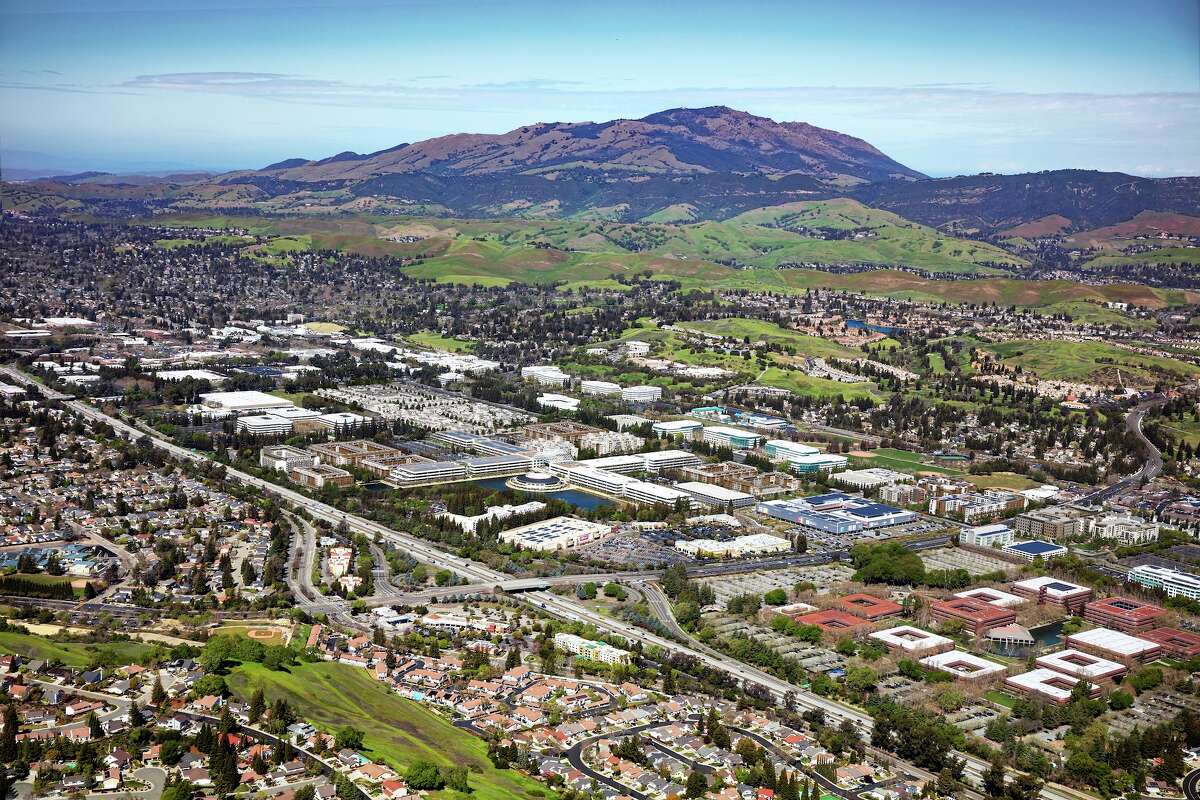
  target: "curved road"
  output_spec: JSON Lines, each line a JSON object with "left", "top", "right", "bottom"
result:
{"left": 4, "top": 368, "right": 1103, "bottom": 800}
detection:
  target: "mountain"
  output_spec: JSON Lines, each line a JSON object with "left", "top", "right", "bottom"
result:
{"left": 234, "top": 106, "right": 924, "bottom": 184}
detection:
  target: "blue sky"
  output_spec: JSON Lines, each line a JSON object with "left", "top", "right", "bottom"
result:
{"left": 2, "top": 0, "right": 1198, "bottom": 176}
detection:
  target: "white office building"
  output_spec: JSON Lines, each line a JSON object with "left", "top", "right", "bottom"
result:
{"left": 500, "top": 517, "right": 613, "bottom": 552}
{"left": 581, "top": 380, "right": 622, "bottom": 397}
{"left": 652, "top": 419, "right": 703, "bottom": 438}
{"left": 675, "top": 481, "right": 756, "bottom": 510}
{"left": 623, "top": 480, "right": 693, "bottom": 508}
{"left": 641, "top": 449, "right": 702, "bottom": 473}
{"left": 959, "top": 523, "right": 1015, "bottom": 548}
{"left": 259, "top": 444, "right": 317, "bottom": 471}
{"left": 702, "top": 426, "right": 763, "bottom": 450}
{"left": 1126, "top": 564, "right": 1200, "bottom": 600}
{"left": 764, "top": 440, "right": 819, "bottom": 461}
{"left": 236, "top": 414, "right": 293, "bottom": 436}
{"left": 1087, "top": 514, "right": 1159, "bottom": 546}
{"left": 621, "top": 385, "right": 663, "bottom": 403}
{"left": 521, "top": 365, "right": 569, "bottom": 386}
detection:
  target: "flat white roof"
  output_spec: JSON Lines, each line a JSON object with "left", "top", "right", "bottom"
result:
{"left": 954, "top": 587, "right": 1026, "bottom": 608}
{"left": 704, "top": 425, "right": 761, "bottom": 438}
{"left": 199, "top": 390, "right": 295, "bottom": 411}
{"left": 155, "top": 369, "right": 226, "bottom": 382}
{"left": 1011, "top": 576, "right": 1091, "bottom": 597}
{"left": 642, "top": 449, "right": 697, "bottom": 463}
{"left": 1006, "top": 668, "right": 1095, "bottom": 701}
{"left": 652, "top": 419, "right": 702, "bottom": 430}
{"left": 920, "top": 650, "right": 1007, "bottom": 678}
{"left": 1067, "top": 627, "right": 1160, "bottom": 657}
{"left": 675, "top": 481, "right": 755, "bottom": 502}
{"left": 1036, "top": 649, "right": 1126, "bottom": 679}
{"left": 869, "top": 625, "right": 953, "bottom": 653}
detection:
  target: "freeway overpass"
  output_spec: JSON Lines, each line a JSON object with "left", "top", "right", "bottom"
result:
{"left": 9, "top": 371, "right": 1100, "bottom": 800}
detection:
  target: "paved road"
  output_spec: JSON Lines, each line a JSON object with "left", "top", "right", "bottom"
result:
{"left": 1183, "top": 767, "right": 1200, "bottom": 800}
{"left": 84, "top": 766, "right": 166, "bottom": 800}
{"left": 1072, "top": 396, "right": 1164, "bottom": 507}
{"left": 9, "top": 368, "right": 1101, "bottom": 800}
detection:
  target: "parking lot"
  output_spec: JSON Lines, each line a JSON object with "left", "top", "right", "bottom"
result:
{"left": 576, "top": 530, "right": 688, "bottom": 568}
{"left": 697, "top": 563, "right": 856, "bottom": 604}
{"left": 918, "top": 546, "right": 1016, "bottom": 576}
{"left": 704, "top": 612, "right": 846, "bottom": 673}
{"left": 794, "top": 517, "right": 952, "bottom": 554}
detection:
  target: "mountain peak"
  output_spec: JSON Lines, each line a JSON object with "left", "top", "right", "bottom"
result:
{"left": 245, "top": 106, "right": 925, "bottom": 184}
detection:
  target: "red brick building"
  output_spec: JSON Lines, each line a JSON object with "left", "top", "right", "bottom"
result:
{"left": 792, "top": 609, "right": 871, "bottom": 637}
{"left": 837, "top": 593, "right": 903, "bottom": 621}
{"left": 1139, "top": 627, "right": 1200, "bottom": 658}
{"left": 930, "top": 597, "right": 1017, "bottom": 636}
{"left": 1082, "top": 597, "right": 1165, "bottom": 634}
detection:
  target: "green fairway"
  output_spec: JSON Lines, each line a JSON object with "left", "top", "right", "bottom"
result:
{"left": 0, "top": 631, "right": 159, "bottom": 668}
{"left": 227, "top": 661, "right": 548, "bottom": 800}
{"left": 406, "top": 331, "right": 477, "bottom": 353}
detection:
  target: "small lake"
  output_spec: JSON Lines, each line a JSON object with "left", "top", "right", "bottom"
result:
{"left": 847, "top": 319, "right": 902, "bottom": 335}
{"left": 992, "top": 620, "right": 1064, "bottom": 657}
{"left": 471, "top": 478, "right": 614, "bottom": 511}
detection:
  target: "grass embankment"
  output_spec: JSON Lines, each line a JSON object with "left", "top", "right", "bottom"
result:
{"left": 227, "top": 661, "right": 548, "bottom": 800}
{"left": 983, "top": 340, "right": 1200, "bottom": 385}
{"left": 0, "top": 631, "right": 158, "bottom": 668}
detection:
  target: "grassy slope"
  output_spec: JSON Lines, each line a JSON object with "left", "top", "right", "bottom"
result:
{"left": 984, "top": 340, "right": 1200, "bottom": 383}
{"left": 1080, "top": 247, "right": 1200, "bottom": 269}
{"left": 141, "top": 212, "right": 1199, "bottom": 309}
{"left": 227, "top": 661, "right": 546, "bottom": 800}
{"left": 0, "top": 631, "right": 158, "bottom": 668}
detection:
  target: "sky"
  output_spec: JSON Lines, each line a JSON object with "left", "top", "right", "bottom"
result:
{"left": 2, "top": 0, "right": 1199, "bottom": 177}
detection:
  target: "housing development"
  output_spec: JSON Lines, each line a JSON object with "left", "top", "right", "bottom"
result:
{"left": 4, "top": 5, "right": 1200, "bottom": 800}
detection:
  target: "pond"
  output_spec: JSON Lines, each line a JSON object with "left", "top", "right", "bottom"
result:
{"left": 847, "top": 319, "right": 902, "bottom": 335}
{"left": 471, "top": 478, "right": 614, "bottom": 511}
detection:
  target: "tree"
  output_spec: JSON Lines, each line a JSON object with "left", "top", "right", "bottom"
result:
{"left": 1108, "top": 690, "right": 1133, "bottom": 710}
{"left": 249, "top": 687, "right": 266, "bottom": 723}
{"left": 151, "top": 676, "right": 167, "bottom": 707}
{"left": 685, "top": 769, "right": 708, "bottom": 798}
{"left": 0, "top": 702, "right": 17, "bottom": 762}
{"left": 406, "top": 760, "right": 444, "bottom": 791}
{"left": 982, "top": 756, "right": 1007, "bottom": 798}
{"left": 87, "top": 710, "right": 103, "bottom": 739}
{"left": 128, "top": 701, "right": 145, "bottom": 727}
{"left": 335, "top": 726, "right": 365, "bottom": 751}
{"left": 763, "top": 588, "right": 787, "bottom": 605}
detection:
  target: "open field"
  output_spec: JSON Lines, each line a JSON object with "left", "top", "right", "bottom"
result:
{"left": 0, "top": 572, "right": 89, "bottom": 597}
{"left": 211, "top": 624, "right": 290, "bottom": 646}
{"left": 1065, "top": 211, "right": 1200, "bottom": 249}
{"left": 406, "top": 331, "right": 477, "bottom": 353}
{"left": 965, "top": 472, "right": 1042, "bottom": 490}
{"left": 849, "top": 447, "right": 964, "bottom": 476}
{"left": 983, "top": 339, "right": 1200, "bottom": 384}
{"left": 227, "top": 661, "right": 547, "bottom": 800}
{"left": 0, "top": 630, "right": 159, "bottom": 668}
{"left": 674, "top": 318, "right": 861, "bottom": 359}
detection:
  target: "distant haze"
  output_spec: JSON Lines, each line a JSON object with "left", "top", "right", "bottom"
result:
{"left": 2, "top": 0, "right": 1198, "bottom": 178}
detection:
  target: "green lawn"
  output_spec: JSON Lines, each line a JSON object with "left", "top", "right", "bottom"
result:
{"left": 2, "top": 572, "right": 87, "bottom": 597}
{"left": 227, "top": 661, "right": 549, "bottom": 800}
{"left": 985, "top": 690, "right": 1018, "bottom": 709}
{"left": 966, "top": 472, "right": 1041, "bottom": 490}
{"left": 0, "top": 631, "right": 159, "bottom": 668}
{"left": 849, "top": 447, "right": 963, "bottom": 475}
{"left": 406, "top": 331, "right": 477, "bottom": 353}
{"left": 926, "top": 353, "right": 947, "bottom": 375}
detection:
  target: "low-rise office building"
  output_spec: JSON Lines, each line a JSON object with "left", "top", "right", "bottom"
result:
{"left": 1010, "top": 576, "right": 1093, "bottom": 612}
{"left": 702, "top": 426, "right": 763, "bottom": 450}
{"left": 959, "top": 523, "right": 1014, "bottom": 548}
{"left": 289, "top": 463, "right": 355, "bottom": 489}
{"left": 1003, "top": 540, "right": 1068, "bottom": 562}
{"left": 1126, "top": 563, "right": 1200, "bottom": 600}
{"left": 499, "top": 517, "right": 613, "bottom": 552}
{"left": 236, "top": 414, "right": 293, "bottom": 436}
{"left": 1065, "top": 627, "right": 1162, "bottom": 664}
{"left": 674, "top": 481, "right": 756, "bottom": 510}
{"left": 260, "top": 444, "right": 317, "bottom": 471}
{"left": 1082, "top": 596, "right": 1165, "bottom": 634}
{"left": 675, "top": 533, "right": 791, "bottom": 559}
{"left": 1035, "top": 649, "right": 1127, "bottom": 681}
{"left": 1005, "top": 668, "right": 1101, "bottom": 705}
{"left": 869, "top": 625, "right": 955, "bottom": 656}
{"left": 920, "top": 650, "right": 1007, "bottom": 682}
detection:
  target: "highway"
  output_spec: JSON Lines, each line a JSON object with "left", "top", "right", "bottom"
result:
{"left": 1072, "top": 396, "right": 1165, "bottom": 508}
{"left": 6, "top": 369, "right": 1100, "bottom": 800}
